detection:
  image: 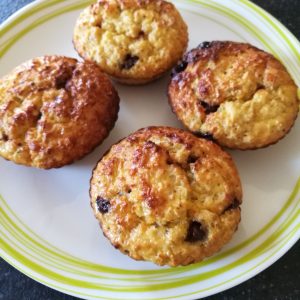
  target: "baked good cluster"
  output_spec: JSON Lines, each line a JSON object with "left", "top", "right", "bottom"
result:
{"left": 0, "top": 0, "right": 298, "bottom": 267}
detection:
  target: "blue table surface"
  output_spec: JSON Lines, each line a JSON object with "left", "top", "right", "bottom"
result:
{"left": 0, "top": 0, "right": 299, "bottom": 299}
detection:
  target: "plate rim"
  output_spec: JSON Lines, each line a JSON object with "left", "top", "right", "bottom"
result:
{"left": 0, "top": 0, "right": 299, "bottom": 299}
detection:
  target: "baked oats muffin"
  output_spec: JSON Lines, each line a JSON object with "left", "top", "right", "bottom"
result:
{"left": 0, "top": 56, "right": 119, "bottom": 169}
{"left": 168, "top": 41, "right": 299, "bottom": 149}
{"left": 90, "top": 126, "right": 242, "bottom": 266}
{"left": 73, "top": 0, "right": 188, "bottom": 84}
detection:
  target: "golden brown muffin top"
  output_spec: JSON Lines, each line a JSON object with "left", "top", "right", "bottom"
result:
{"left": 73, "top": 0, "right": 188, "bottom": 84}
{"left": 90, "top": 126, "right": 242, "bottom": 266}
{"left": 168, "top": 41, "right": 299, "bottom": 149}
{"left": 0, "top": 56, "right": 119, "bottom": 169}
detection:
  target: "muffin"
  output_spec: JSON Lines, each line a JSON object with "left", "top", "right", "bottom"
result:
{"left": 73, "top": 0, "right": 188, "bottom": 84}
{"left": 0, "top": 56, "right": 119, "bottom": 169}
{"left": 90, "top": 126, "right": 242, "bottom": 266}
{"left": 168, "top": 41, "right": 299, "bottom": 149}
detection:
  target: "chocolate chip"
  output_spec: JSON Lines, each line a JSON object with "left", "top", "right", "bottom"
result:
{"left": 96, "top": 196, "right": 111, "bottom": 214}
{"left": 1, "top": 134, "right": 8, "bottom": 142}
{"left": 166, "top": 159, "right": 173, "bottom": 165}
{"left": 187, "top": 155, "right": 198, "bottom": 164}
{"left": 185, "top": 50, "right": 201, "bottom": 64}
{"left": 196, "top": 132, "right": 215, "bottom": 141}
{"left": 121, "top": 54, "right": 139, "bottom": 70}
{"left": 55, "top": 73, "right": 72, "bottom": 89}
{"left": 224, "top": 198, "right": 240, "bottom": 212}
{"left": 114, "top": 244, "right": 120, "bottom": 249}
{"left": 37, "top": 112, "right": 42, "bottom": 120}
{"left": 197, "top": 41, "right": 212, "bottom": 49}
{"left": 138, "top": 30, "right": 145, "bottom": 38}
{"left": 256, "top": 83, "right": 264, "bottom": 91}
{"left": 186, "top": 221, "right": 207, "bottom": 242}
{"left": 200, "top": 101, "right": 219, "bottom": 114}
{"left": 171, "top": 60, "right": 188, "bottom": 77}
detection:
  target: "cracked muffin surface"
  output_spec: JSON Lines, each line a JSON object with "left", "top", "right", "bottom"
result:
{"left": 90, "top": 126, "right": 242, "bottom": 266}
{"left": 73, "top": 0, "right": 188, "bottom": 84}
{"left": 168, "top": 41, "right": 299, "bottom": 149}
{"left": 0, "top": 56, "right": 119, "bottom": 169}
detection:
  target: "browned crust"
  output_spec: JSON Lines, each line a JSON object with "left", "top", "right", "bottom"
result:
{"left": 90, "top": 126, "right": 243, "bottom": 266}
{"left": 0, "top": 56, "right": 120, "bottom": 169}
{"left": 90, "top": 125, "right": 243, "bottom": 203}
{"left": 73, "top": 0, "right": 188, "bottom": 85}
{"left": 168, "top": 97, "right": 299, "bottom": 152}
{"left": 168, "top": 41, "right": 299, "bottom": 150}
{"left": 73, "top": 38, "right": 173, "bottom": 85}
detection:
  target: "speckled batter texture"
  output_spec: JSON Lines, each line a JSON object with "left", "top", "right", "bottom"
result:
{"left": 73, "top": 0, "right": 188, "bottom": 84}
{"left": 0, "top": 56, "right": 119, "bottom": 169}
{"left": 90, "top": 126, "right": 242, "bottom": 266}
{"left": 168, "top": 41, "right": 299, "bottom": 149}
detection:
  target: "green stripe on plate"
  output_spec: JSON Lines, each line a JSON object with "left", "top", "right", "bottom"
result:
{"left": 1, "top": 199, "right": 299, "bottom": 293}
{"left": 0, "top": 1, "right": 93, "bottom": 58}
{"left": 1, "top": 0, "right": 299, "bottom": 80}
{"left": 0, "top": 0, "right": 299, "bottom": 298}
{"left": 239, "top": 0, "right": 300, "bottom": 61}
{"left": 160, "top": 225, "right": 299, "bottom": 300}
{"left": 0, "top": 0, "right": 62, "bottom": 35}
{"left": 1, "top": 175, "right": 299, "bottom": 282}
{"left": 0, "top": 0, "right": 298, "bottom": 276}
{"left": 2, "top": 225, "right": 298, "bottom": 300}
{"left": 186, "top": 0, "right": 298, "bottom": 78}
{"left": 1, "top": 175, "right": 299, "bottom": 277}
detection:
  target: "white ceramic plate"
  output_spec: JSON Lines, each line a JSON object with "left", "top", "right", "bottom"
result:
{"left": 0, "top": 0, "right": 299, "bottom": 299}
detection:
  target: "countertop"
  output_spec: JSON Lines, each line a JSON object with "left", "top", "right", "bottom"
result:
{"left": 0, "top": 0, "right": 299, "bottom": 299}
